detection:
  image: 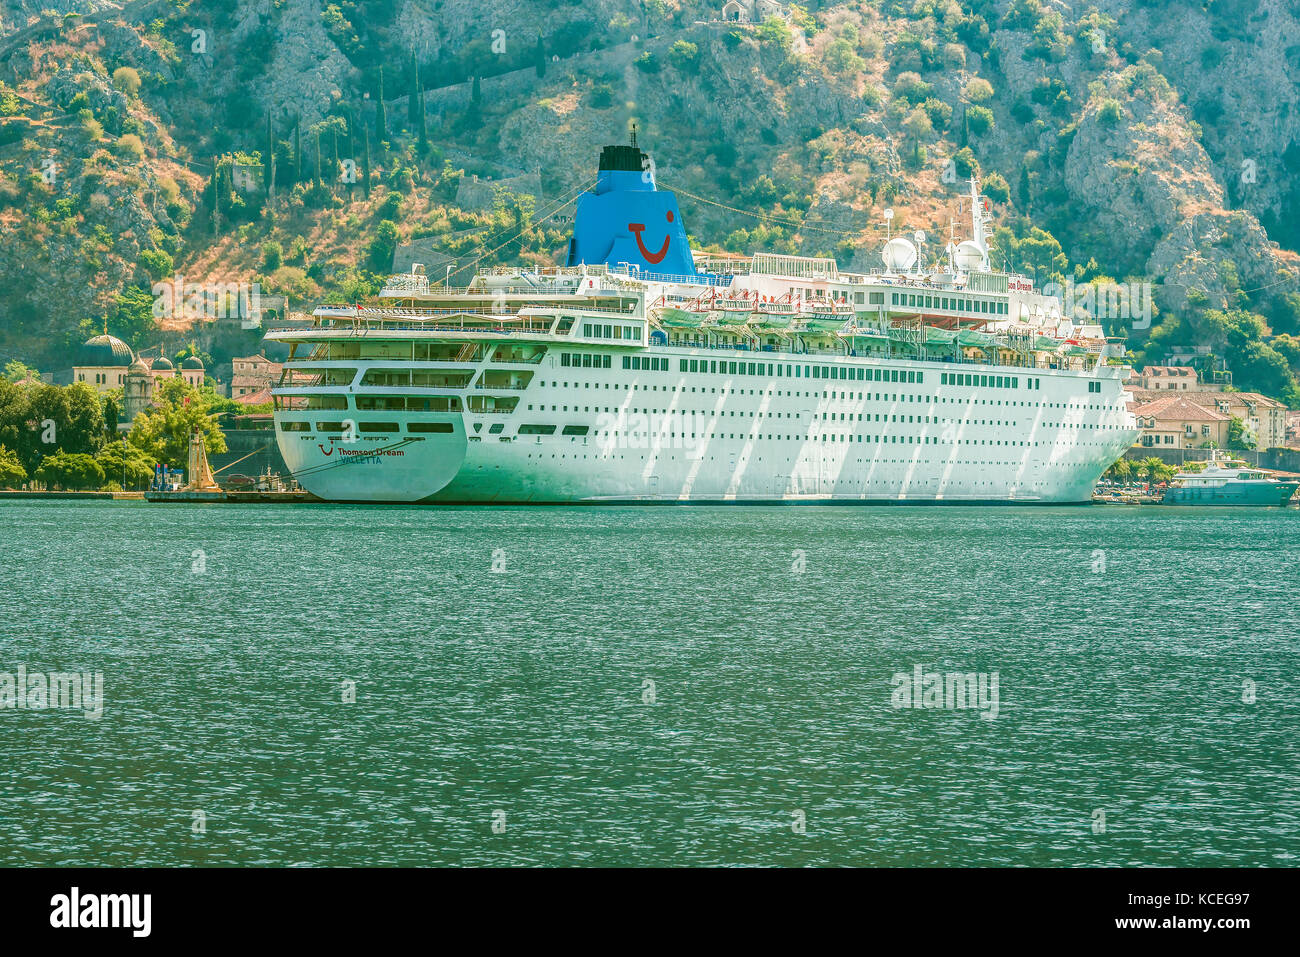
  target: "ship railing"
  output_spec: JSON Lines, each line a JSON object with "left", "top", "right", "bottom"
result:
{"left": 269, "top": 317, "right": 556, "bottom": 336}
{"left": 607, "top": 265, "right": 736, "bottom": 287}
{"left": 315, "top": 303, "right": 641, "bottom": 321}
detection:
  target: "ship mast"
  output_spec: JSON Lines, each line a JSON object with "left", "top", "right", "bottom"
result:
{"left": 968, "top": 176, "right": 990, "bottom": 271}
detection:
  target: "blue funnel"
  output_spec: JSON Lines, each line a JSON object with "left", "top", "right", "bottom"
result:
{"left": 566, "top": 143, "right": 697, "bottom": 278}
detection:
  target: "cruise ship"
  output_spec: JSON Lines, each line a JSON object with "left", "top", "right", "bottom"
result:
{"left": 266, "top": 139, "right": 1138, "bottom": 503}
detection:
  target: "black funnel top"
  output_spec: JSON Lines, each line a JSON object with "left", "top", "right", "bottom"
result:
{"left": 597, "top": 144, "right": 646, "bottom": 172}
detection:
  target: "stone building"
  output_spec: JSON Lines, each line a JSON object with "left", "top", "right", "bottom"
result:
{"left": 73, "top": 333, "right": 205, "bottom": 429}
{"left": 1208, "top": 392, "right": 1289, "bottom": 450}
{"left": 1132, "top": 395, "right": 1231, "bottom": 449}
{"left": 231, "top": 354, "right": 283, "bottom": 398}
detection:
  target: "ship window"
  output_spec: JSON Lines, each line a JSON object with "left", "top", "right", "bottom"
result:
{"left": 359, "top": 422, "right": 399, "bottom": 432}
{"left": 408, "top": 422, "right": 454, "bottom": 433}
{"left": 356, "top": 396, "right": 406, "bottom": 410}
{"left": 316, "top": 421, "right": 349, "bottom": 432}
{"left": 518, "top": 424, "right": 557, "bottom": 435}
{"left": 279, "top": 421, "right": 310, "bottom": 432}
{"left": 562, "top": 425, "right": 589, "bottom": 436}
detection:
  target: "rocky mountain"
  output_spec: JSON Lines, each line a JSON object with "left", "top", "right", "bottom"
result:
{"left": 1, "top": 0, "right": 1298, "bottom": 400}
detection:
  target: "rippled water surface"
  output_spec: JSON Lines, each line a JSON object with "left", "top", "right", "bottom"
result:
{"left": 1, "top": 500, "right": 1297, "bottom": 866}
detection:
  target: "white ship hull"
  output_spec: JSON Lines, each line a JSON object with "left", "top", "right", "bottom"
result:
{"left": 274, "top": 351, "right": 1137, "bottom": 504}
{"left": 268, "top": 140, "right": 1139, "bottom": 504}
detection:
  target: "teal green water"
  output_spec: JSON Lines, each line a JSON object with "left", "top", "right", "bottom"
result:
{"left": 1, "top": 501, "right": 1297, "bottom": 867}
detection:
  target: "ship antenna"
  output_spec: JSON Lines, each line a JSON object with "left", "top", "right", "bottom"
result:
{"left": 629, "top": 121, "right": 638, "bottom": 148}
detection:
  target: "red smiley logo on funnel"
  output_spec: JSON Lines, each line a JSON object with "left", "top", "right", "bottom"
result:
{"left": 628, "top": 210, "right": 673, "bottom": 265}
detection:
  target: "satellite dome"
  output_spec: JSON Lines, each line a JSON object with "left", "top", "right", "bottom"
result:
{"left": 954, "top": 241, "right": 985, "bottom": 271}
{"left": 76, "top": 334, "right": 134, "bottom": 367}
{"left": 151, "top": 356, "right": 174, "bottom": 371}
{"left": 882, "top": 237, "right": 917, "bottom": 271}
{"left": 181, "top": 355, "right": 205, "bottom": 370}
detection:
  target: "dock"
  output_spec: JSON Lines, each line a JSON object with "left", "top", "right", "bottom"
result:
{"left": 143, "top": 490, "right": 318, "bottom": 503}
{"left": 0, "top": 490, "right": 146, "bottom": 500}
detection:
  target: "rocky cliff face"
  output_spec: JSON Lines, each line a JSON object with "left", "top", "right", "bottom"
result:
{"left": 2, "top": 0, "right": 1299, "bottom": 368}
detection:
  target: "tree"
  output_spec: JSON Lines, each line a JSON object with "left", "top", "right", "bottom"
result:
{"left": 535, "top": 34, "right": 546, "bottom": 78}
{"left": 375, "top": 67, "right": 387, "bottom": 143}
{"left": 35, "top": 451, "right": 105, "bottom": 490}
{"left": 964, "top": 77, "right": 994, "bottom": 103}
{"left": 1105, "top": 457, "right": 1133, "bottom": 483}
{"left": 106, "top": 285, "right": 160, "bottom": 347}
{"left": 966, "top": 105, "right": 994, "bottom": 136}
{"left": 1227, "top": 416, "right": 1255, "bottom": 450}
{"left": 0, "top": 444, "right": 26, "bottom": 487}
{"left": 3, "top": 360, "right": 39, "bottom": 383}
{"left": 361, "top": 124, "right": 371, "bottom": 199}
{"left": 95, "top": 440, "right": 154, "bottom": 490}
{"left": 10, "top": 382, "right": 107, "bottom": 474}
{"left": 311, "top": 129, "right": 321, "bottom": 190}
{"left": 111, "top": 66, "right": 141, "bottom": 97}
{"left": 368, "top": 220, "right": 399, "bottom": 270}
{"left": 126, "top": 377, "right": 226, "bottom": 469}
{"left": 901, "top": 107, "right": 933, "bottom": 143}
{"left": 416, "top": 81, "right": 428, "bottom": 154}
{"left": 294, "top": 115, "right": 302, "bottom": 181}
{"left": 102, "top": 393, "right": 119, "bottom": 433}
{"left": 823, "top": 38, "right": 863, "bottom": 77}
{"left": 408, "top": 47, "right": 420, "bottom": 127}
{"left": 264, "top": 108, "right": 274, "bottom": 192}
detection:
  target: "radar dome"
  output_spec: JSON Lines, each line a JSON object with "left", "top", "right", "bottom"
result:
{"left": 882, "top": 237, "right": 917, "bottom": 271}
{"left": 954, "top": 241, "right": 985, "bottom": 271}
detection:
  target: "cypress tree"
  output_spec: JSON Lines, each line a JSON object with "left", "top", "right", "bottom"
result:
{"left": 331, "top": 126, "right": 340, "bottom": 188}
{"left": 471, "top": 74, "right": 481, "bottom": 106}
{"left": 264, "top": 108, "right": 273, "bottom": 192}
{"left": 313, "top": 130, "right": 322, "bottom": 191}
{"left": 417, "top": 69, "right": 428, "bottom": 154}
{"left": 376, "top": 66, "right": 387, "bottom": 144}
{"left": 408, "top": 46, "right": 419, "bottom": 127}
{"left": 362, "top": 125, "right": 371, "bottom": 200}
{"left": 293, "top": 115, "right": 302, "bottom": 182}
{"left": 535, "top": 34, "right": 545, "bottom": 78}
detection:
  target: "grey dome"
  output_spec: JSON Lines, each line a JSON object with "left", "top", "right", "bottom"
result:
{"left": 77, "top": 334, "right": 134, "bottom": 367}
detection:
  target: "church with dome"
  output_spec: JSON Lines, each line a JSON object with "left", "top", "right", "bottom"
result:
{"left": 74, "top": 333, "right": 205, "bottom": 430}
